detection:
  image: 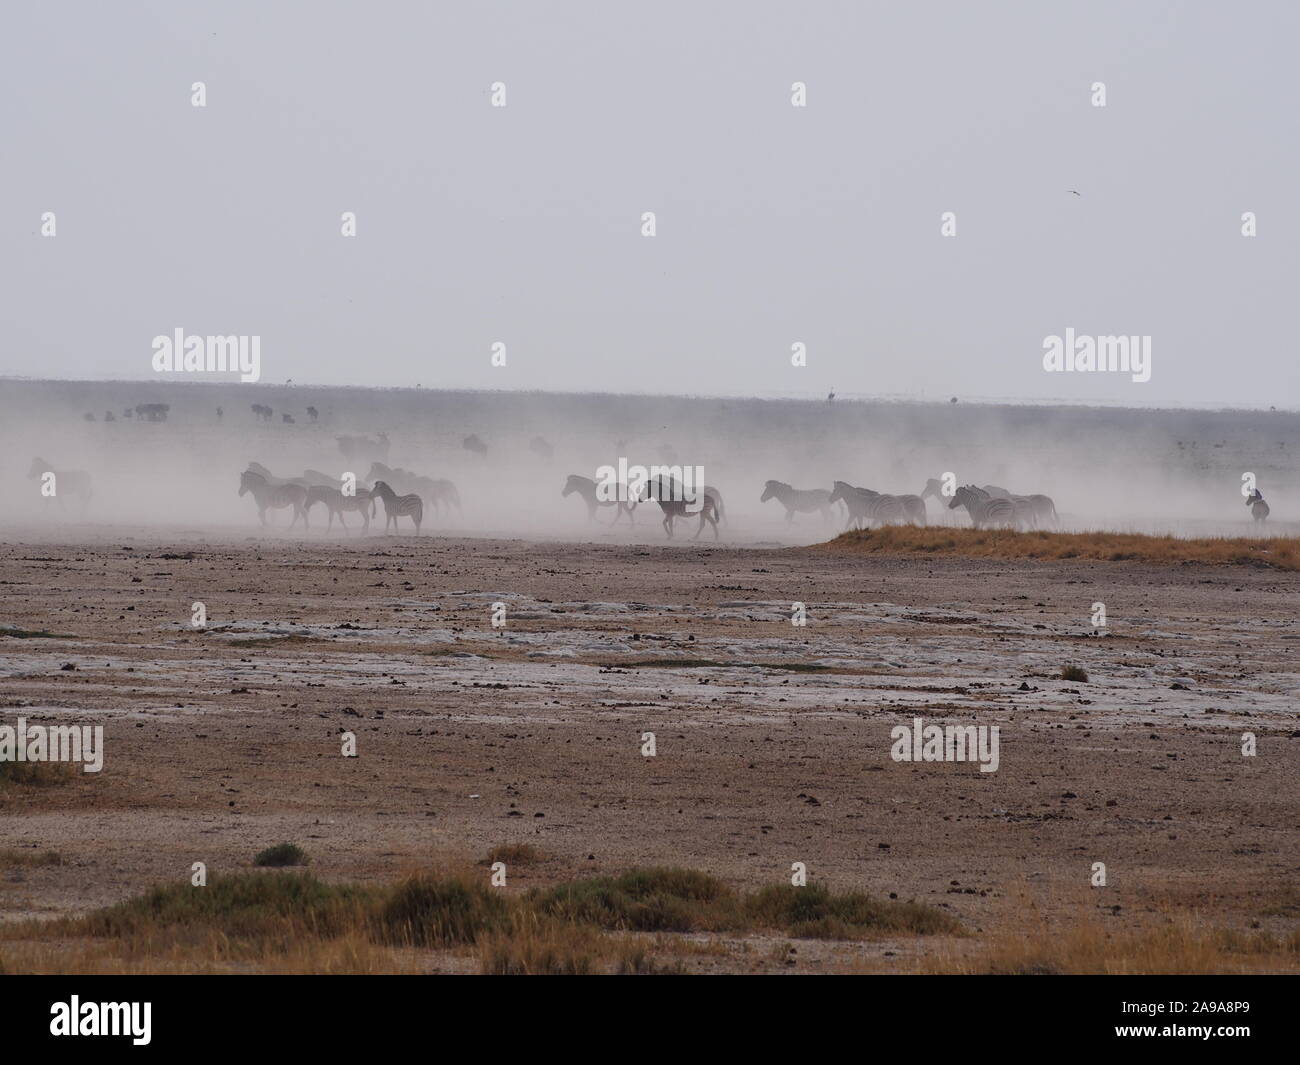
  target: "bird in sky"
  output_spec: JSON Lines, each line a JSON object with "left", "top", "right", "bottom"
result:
{"left": 1068, "top": 189, "right": 1082, "bottom": 196}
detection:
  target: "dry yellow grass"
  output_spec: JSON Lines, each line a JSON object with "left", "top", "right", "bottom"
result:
{"left": 911, "top": 917, "right": 1300, "bottom": 975}
{"left": 817, "top": 526, "right": 1300, "bottom": 569}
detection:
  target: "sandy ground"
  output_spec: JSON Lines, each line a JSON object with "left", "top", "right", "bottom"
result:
{"left": 1, "top": 528, "right": 1297, "bottom": 970}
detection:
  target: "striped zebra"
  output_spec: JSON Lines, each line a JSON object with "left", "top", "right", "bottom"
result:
{"left": 640, "top": 474, "right": 719, "bottom": 540}
{"left": 239, "top": 470, "right": 307, "bottom": 528}
{"left": 372, "top": 480, "right": 424, "bottom": 534}
{"left": 28, "top": 457, "right": 93, "bottom": 510}
{"left": 830, "top": 482, "right": 889, "bottom": 529}
{"left": 304, "top": 484, "right": 376, "bottom": 532}
{"left": 949, "top": 485, "right": 1020, "bottom": 529}
{"left": 980, "top": 485, "right": 1058, "bottom": 529}
{"left": 246, "top": 462, "right": 309, "bottom": 489}
{"left": 1246, "top": 489, "right": 1270, "bottom": 522}
{"left": 562, "top": 474, "right": 637, "bottom": 525}
{"left": 368, "top": 463, "right": 461, "bottom": 520}
{"left": 760, "top": 480, "right": 834, "bottom": 522}
{"left": 830, "top": 482, "right": 927, "bottom": 529}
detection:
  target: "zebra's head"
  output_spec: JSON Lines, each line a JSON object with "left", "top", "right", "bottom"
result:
{"left": 949, "top": 485, "right": 976, "bottom": 509}
{"left": 562, "top": 475, "right": 581, "bottom": 497}
{"left": 760, "top": 480, "right": 787, "bottom": 502}
{"left": 239, "top": 470, "right": 265, "bottom": 496}
{"left": 372, "top": 480, "right": 393, "bottom": 500}
{"left": 829, "top": 481, "right": 852, "bottom": 505}
{"left": 1246, "top": 489, "right": 1263, "bottom": 505}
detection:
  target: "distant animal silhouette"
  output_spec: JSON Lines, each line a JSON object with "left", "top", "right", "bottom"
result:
{"left": 562, "top": 474, "right": 637, "bottom": 525}
{"left": 337, "top": 433, "right": 389, "bottom": 463}
{"left": 1246, "top": 489, "right": 1270, "bottom": 522}
{"left": 28, "top": 457, "right": 93, "bottom": 512}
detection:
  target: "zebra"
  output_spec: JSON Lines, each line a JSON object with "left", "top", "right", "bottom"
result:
{"left": 562, "top": 474, "right": 637, "bottom": 525}
{"left": 830, "top": 481, "right": 881, "bottom": 529}
{"left": 305, "top": 484, "right": 376, "bottom": 532}
{"left": 28, "top": 458, "right": 93, "bottom": 510}
{"left": 371, "top": 480, "right": 424, "bottom": 534}
{"left": 948, "top": 485, "right": 1020, "bottom": 529}
{"left": 463, "top": 434, "right": 488, "bottom": 457}
{"left": 641, "top": 475, "right": 719, "bottom": 540}
{"left": 429, "top": 478, "right": 462, "bottom": 517}
{"left": 979, "top": 485, "right": 1058, "bottom": 529}
{"left": 760, "top": 480, "right": 834, "bottom": 522}
{"left": 302, "top": 469, "right": 345, "bottom": 488}
{"left": 366, "top": 462, "right": 413, "bottom": 492}
{"left": 246, "top": 462, "right": 309, "bottom": 489}
{"left": 920, "top": 478, "right": 950, "bottom": 506}
{"left": 366, "top": 462, "right": 457, "bottom": 518}
{"left": 1246, "top": 489, "right": 1270, "bottom": 522}
{"left": 831, "top": 482, "right": 927, "bottom": 529}
{"left": 1021, "top": 493, "right": 1059, "bottom": 529}
{"left": 703, "top": 485, "right": 726, "bottom": 525}
{"left": 239, "top": 470, "right": 307, "bottom": 528}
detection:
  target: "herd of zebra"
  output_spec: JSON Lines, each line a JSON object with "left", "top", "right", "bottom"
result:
{"left": 760, "top": 478, "right": 1060, "bottom": 531}
{"left": 25, "top": 453, "right": 1275, "bottom": 535}
{"left": 237, "top": 462, "right": 461, "bottom": 534}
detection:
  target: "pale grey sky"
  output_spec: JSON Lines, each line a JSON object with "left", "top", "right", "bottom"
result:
{"left": 3, "top": 0, "right": 1297, "bottom": 407}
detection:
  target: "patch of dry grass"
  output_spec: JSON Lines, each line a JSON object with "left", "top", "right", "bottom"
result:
{"left": 818, "top": 526, "right": 1300, "bottom": 569}
{"left": 0, "top": 759, "right": 74, "bottom": 787}
{"left": 0, "top": 848, "right": 62, "bottom": 868}
{"left": 484, "top": 843, "right": 545, "bottom": 866}
{"left": 0, "top": 866, "right": 956, "bottom": 974}
{"left": 916, "top": 916, "right": 1300, "bottom": 975}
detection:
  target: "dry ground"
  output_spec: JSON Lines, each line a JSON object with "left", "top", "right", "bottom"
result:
{"left": 1, "top": 529, "right": 1297, "bottom": 972}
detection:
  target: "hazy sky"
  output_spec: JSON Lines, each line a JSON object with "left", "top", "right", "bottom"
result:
{"left": 3, "top": 1, "right": 1297, "bottom": 407}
